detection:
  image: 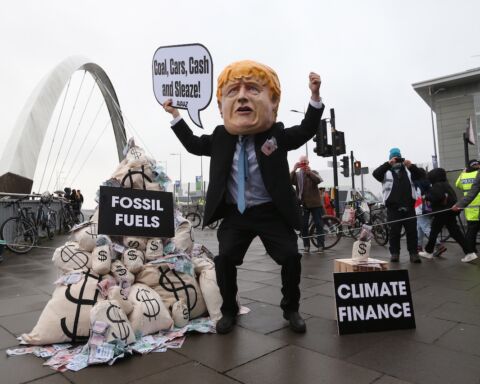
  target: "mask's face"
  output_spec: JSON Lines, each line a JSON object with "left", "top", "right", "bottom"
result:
{"left": 219, "top": 77, "right": 278, "bottom": 135}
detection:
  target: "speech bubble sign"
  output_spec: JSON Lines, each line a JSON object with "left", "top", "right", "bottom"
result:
{"left": 152, "top": 43, "right": 213, "bottom": 128}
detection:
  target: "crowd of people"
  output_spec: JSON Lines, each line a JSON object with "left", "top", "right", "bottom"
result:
{"left": 63, "top": 187, "right": 84, "bottom": 215}
{"left": 373, "top": 147, "right": 478, "bottom": 264}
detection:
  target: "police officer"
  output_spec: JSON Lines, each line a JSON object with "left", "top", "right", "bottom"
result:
{"left": 455, "top": 159, "right": 480, "bottom": 258}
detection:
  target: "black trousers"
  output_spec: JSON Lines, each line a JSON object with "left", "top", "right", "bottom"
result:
{"left": 425, "top": 212, "right": 468, "bottom": 254}
{"left": 465, "top": 220, "right": 480, "bottom": 254}
{"left": 387, "top": 207, "right": 418, "bottom": 255}
{"left": 214, "top": 203, "right": 301, "bottom": 317}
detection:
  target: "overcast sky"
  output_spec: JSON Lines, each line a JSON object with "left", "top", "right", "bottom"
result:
{"left": 1, "top": 0, "right": 480, "bottom": 208}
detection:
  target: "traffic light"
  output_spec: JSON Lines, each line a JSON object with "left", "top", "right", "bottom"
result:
{"left": 313, "top": 119, "right": 328, "bottom": 156}
{"left": 354, "top": 160, "right": 362, "bottom": 175}
{"left": 340, "top": 156, "right": 349, "bottom": 177}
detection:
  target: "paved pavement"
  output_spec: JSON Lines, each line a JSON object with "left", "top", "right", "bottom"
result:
{"left": 0, "top": 229, "right": 480, "bottom": 384}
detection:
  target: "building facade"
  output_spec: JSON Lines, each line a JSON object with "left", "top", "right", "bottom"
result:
{"left": 413, "top": 68, "right": 480, "bottom": 171}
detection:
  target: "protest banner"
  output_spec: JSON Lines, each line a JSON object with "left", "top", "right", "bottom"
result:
{"left": 152, "top": 43, "right": 213, "bottom": 128}
{"left": 334, "top": 270, "right": 416, "bottom": 335}
{"left": 98, "top": 186, "right": 174, "bottom": 238}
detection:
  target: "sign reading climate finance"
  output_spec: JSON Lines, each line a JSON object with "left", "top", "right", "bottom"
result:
{"left": 98, "top": 186, "right": 174, "bottom": 238}
{"left": 334, "top": 270, "right": 415, "bottom": 335}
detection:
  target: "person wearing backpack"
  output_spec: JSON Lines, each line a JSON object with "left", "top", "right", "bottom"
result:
{"left": 419, "top": 168, "right": 475, "bottom": 262}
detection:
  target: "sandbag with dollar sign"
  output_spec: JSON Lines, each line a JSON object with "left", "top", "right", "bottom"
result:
{"left": 22, "top": 271, "right": 103, "bottom": 345}
{"left": 90, "top": 300, "right": 136, "bottom": 345}
{"left": 128, "top": 283, "right": 173, "bottom": 336}
{"left": 173, "top": 221, "right": 194, "bottom": 253}
{"left": 199, "top": 269, "right": 223, "bottom": 321}
{"left": 135, "top": 264, "right": 160, "bottom": 287}
{"left": 52, "top": 241, "right": 92, "bottom": 273}
{"left": 123, "top": 236, "right": 147, "bottom": 251}
{"left": 111, "top": 260, "right": 135, "bottom": 285}
{"left": 108, "top": 285, "right": 133, "bottom": 315}
{"left": 352, "top": 240, "right": 371, "bottom": 261}
{"left": 171, "top": 299, "right": 189, "bottom": 328}
{"left": 145, "top": 238, "right": 164, "bottom": 260}
{"left": 70, "top": 221, "right": 98, "bottom": 252}
{"left": 122, "top": 248, "right": 145, "bottom": 274}
{"left": 154, "top": 265, "right": 207, "bottom": 319}
{"left": 92, "top": 245, "right": 112, "bottom": 275}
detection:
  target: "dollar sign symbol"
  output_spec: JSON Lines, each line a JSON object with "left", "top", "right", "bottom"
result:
{"left": 150, "top": 241, "right": 159, "bottom": 251}
{"left": 61, "top": 245, "right": 88, "bottom": 269}
{"left": 135, "top": 288, "right": 160, "bottom": 321}
{"left": 128, "top": 240, "right": 140, "bottom": 249}
{"left": 107, "top": 303, "right": 130, "bottom": 342}
{"left": 114, "top": 263, "right": 127, "bottom": 276}
{"left": 130, "top": 147, "right": 141, "bottom": 159}
{"left": 98, "top": 250, "right": 107, "bottom": 262}
{"left": 86, "top": 223, "right": 97, "bottom": 239}
{"left": 358, "top": 242, "right": 367, "bottom": 255}
{"left": 182, "top": 307, "right": 189, "bottom": 320}
{"left": 60, "top": 271, "right": 101, "bottom": 343}
{"left": 128, "top": 249, "right": 137, "bottom": 261}
{"left": 159, "top": 267, "right": 197, "bottom": 316}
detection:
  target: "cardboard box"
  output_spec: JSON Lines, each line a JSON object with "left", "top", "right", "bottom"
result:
{"left": 334, "top": 258, "right": 389, "bottom": 273}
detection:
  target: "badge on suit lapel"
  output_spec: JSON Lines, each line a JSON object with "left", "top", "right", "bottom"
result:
{"left": 261, "top": 137, "right": 278, "bottom": 156}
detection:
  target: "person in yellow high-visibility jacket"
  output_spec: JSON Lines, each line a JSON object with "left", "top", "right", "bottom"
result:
{"left": 455, "top": 159, "right": 480, "bottom": 262}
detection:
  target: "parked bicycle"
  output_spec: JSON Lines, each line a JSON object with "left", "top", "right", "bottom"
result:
{"left": 1, "top": 196, "right": 37, "bottom": 253}
{"left": 184, "top": 204, "right": 220, "bottom": 229}
{"left": 342, "top": 191, "right": 389, "bottom": 246}
{"left": 58, "top": 197, "right": 84, "bottom": 232}
{"left": 308, "top": 214, "right": 343, "bottom": 250}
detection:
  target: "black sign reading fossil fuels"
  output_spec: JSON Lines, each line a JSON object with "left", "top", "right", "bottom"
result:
{"left": 98, "top": 186, "right": 174, "bottom": 238}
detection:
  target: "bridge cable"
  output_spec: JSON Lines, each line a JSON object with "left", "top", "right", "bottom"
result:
{"left": 37, "top": 78, "right": 72, "bottom": 192}
{"left": 94, "top": 76, "right": 155, "bottom": 158}
{"left": 69, "top": 119, "right": 111, "bottom": 186}
{"left": 63, "top": 99, "right": 105, "bottom": 184}
{"left": 53, "top": 76, "right": 96, "bottom": 188}
{"left": 45, "top": 70, "right": 87, "bottom": 191}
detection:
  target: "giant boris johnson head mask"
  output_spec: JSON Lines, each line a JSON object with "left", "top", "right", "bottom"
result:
{"left": 217, "top": 60, "right": 281, "bottom": 136}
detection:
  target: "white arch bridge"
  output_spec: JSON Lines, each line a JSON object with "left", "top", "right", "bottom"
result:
{"left": 0, "top": 56, "right": 129, "bottom": 194}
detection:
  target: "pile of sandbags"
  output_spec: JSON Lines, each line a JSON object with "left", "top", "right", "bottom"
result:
{"left": 21, "top": 139, "right": 222, "bottom": 348}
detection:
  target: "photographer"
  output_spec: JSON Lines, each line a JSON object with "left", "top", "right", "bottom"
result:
{"left": 373, "top": 148, "right": 422, "bottom": 263}
{"left": 291, "top": 155, "right": 325, "bottom": 252}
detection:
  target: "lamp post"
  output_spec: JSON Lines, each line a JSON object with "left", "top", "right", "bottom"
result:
{"left": 170, "top": 152, "right": 182, "bottom": 195}
{"left": 290, "top": 109, "right": 308, "bottom": 158}
{"left": 429, "top": 87, "right": 445, "bottom": 168}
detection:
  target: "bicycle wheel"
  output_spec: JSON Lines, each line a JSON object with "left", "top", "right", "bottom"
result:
{"left": 1, "top": 217, "right": 37, "bottom": 254}
{"left": 371, "top": 215, "right": 389, "bottom": 246}
{"left": 186, "top": 212, "right": 202, "bottom": 228}
{"left": 347, "top": 217, "right": 362, "bottom": 239}
{"left": 310, "top": 215, "right": 342, "bottom": 249}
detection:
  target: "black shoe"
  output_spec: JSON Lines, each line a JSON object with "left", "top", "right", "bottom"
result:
{"left": 409, "top": 253, "right": 422, "bottom": 263}
{"left": 216, "top": 315, "right": 236, "bottom": 334}
{"left": 283, "top": 311, "right": 306, "bottom": 333}
{"left": 390, "top": 254, "right": 399, "bottom": 262}
{"left": 317, "top": 246, "right": 325, "bottom": 253}
{"left": 303, "top": 246, "right": 310, "bottom": 253}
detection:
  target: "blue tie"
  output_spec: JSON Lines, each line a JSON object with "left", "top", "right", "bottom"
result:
{"left": 237, "top": 137, "right": 247, "bottom": 213}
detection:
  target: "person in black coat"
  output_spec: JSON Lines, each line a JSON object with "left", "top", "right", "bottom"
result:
{"left": 418, "top": 168, "right": 473, "bottom": 262}
{"left": 162, "top": 60, "right": 324, "bottom": 334}
{"left": 372, "top": 148, "right": 422, "bottom": 263}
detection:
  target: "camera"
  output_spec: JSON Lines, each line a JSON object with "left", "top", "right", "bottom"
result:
{"left": 395, "top": 157, "right": 405, "bottom": 163}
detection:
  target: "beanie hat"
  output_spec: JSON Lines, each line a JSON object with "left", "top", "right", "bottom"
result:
{"left": 389, "top": 147, "right": 402, "bottom": 159}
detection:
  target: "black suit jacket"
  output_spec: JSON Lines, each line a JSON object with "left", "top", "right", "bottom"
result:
{"left": 171, "top": 104, "right": 324, "bottom": 230}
